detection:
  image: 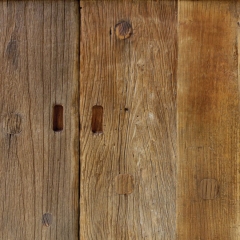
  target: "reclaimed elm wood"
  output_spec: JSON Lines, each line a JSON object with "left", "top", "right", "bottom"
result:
{"left": 80, "top": 0, "right": 177, "bottom": 239}
{"left": 0, "top": 1, "right": 79, "bottom": 239}
{"left": 177, "top": 1, "right": 240, "bottom": 239}
{"left": 2, "top": 0, "right": 240, "bottom": 239}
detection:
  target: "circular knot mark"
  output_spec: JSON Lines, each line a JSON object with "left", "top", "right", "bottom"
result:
{"left": 3, "top": 113, "right": 22, "bottom": 135}
{"left": 115, "top": 21, "right": 132, "bottom": 40}
{"left": 115, "top": 174, "right": 134, "bottom": 195}
{"left": 199, "top": 179, "right": 219, "bottom": 200}
{"left": 42, "top": 213, "right": 53, "bottom": 227}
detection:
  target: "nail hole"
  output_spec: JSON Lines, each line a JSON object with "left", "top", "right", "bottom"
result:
{"left": 53, "top": 105, "right": 63, "bottom": 132}
{"left": 92, "top": 105, "right": 103, "bottom": 134}
{"left": 42, "top": 213, "right": 52, "bottom": 227}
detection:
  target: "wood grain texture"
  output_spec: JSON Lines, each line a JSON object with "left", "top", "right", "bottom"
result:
{"left": 0, "top": 1, "right": 79, "bottom": 239}
{"left": 80, "top": 0, "right": 177, "bottom": 239}
{"left": 177, "top": 1, "right": 239, "bottom": 239}
{"left": 4, "top": 1, "right": 240, "bottom": 239}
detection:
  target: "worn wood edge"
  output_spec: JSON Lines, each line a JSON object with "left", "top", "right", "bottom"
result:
{"left": 80, "top": 0, "right": 233, "bottom": 2}
{"left": 80, "top": 0, "right": 176, "bottom": 2}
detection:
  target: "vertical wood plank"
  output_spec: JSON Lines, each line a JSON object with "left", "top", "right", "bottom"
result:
{"left": 177, "top": 1, "right": 239, "bottom": 239}
{"left": 0, "top": 1, "right": 79, "bottom": 239}
{"left": 80, "top": 0, "right": 177, "bottom": 239}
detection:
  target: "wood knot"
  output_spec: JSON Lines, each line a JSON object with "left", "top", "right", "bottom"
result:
{"left": 42, "top": 213, "right": 53, "bottom": 227}
{"left": 3, "top": 113, "right": 22, "bottom": 135}
{"left": 115, "top": 174, "right": 134, "bottom": 195}
{"left": 6, "top": 35, "right": 19, "bottom": 69}
{"left": 115, "top": 21, "right": 132, "bottom": 40}
{"left": 199, "top": 179, "right": 219, "bottom": 200}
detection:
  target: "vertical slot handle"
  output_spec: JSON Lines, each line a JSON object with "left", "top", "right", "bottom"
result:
{"left": 53, "top": 105, "right": 63, "bottom": 132}
{"left": 92, "top": 105, "right": 103, "bottom": 134}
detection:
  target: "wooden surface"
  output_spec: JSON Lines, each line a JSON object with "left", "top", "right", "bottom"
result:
{"left": 80, "top": 0, "right": 177, "bottom": 239}
{"left": 177, "top": 1, "right": 240, "bottom": 239}
{"left": 0, "top": 1, "right": 79, "bottom": 239}
{"left": 2, "top": 0, "right": 240, "bottom": 239}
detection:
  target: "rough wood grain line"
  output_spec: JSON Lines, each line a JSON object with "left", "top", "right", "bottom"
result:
{"left": 177, "top": 1, "right": 239, "bottom": 239}
{"left": 0, "top": 1, "right": 79, "bottom": 239}
{"left": 80, "top": 0, "right": 177, "bottom": 239}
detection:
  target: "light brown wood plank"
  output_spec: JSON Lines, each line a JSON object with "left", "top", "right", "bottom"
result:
{"left": 0, "top": 1, "right": 79, "bottom": 239}
{"left": 177, "top": 1, "right": 239, "bottom": 239}
{"left": 80, "top": 0, "right": 177, "bottom": 239}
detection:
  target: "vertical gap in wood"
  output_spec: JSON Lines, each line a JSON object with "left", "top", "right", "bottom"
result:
{"left": 78, "top": 1, "right": 81, "bottom": 240}
{"left": 237, "top": 1, "right": 240, "bottom": 234}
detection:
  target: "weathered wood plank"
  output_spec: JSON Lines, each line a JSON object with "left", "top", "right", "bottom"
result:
{"left": 0, "top": 1, "right": 79, "bottom": 239}
{"left": 80, "top": 0, "right": 177, "bottom": 239}
{"left": 177, "top": 1, "right": 239, "bottom": 239}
